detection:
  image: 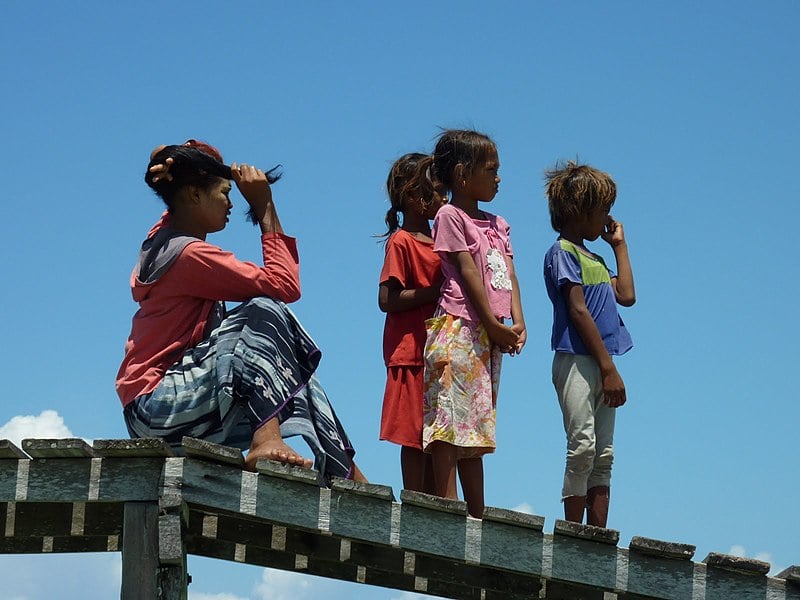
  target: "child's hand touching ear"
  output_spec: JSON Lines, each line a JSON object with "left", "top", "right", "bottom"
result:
{"left": 601, "top": 216, "right": 626, "bottom": 247}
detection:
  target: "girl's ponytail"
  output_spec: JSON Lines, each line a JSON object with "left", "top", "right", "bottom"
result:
{"left": 379, "top": 152, "right": 427, "bottom": 240}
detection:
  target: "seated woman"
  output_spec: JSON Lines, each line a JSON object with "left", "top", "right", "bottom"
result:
{"left": 116, "top": 139, "right": 364, "bottom": 482}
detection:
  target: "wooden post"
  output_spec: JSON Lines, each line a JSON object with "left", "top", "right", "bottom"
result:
{"left": 121, "top": 502, "right": 188, "bottom": 600}
{"left": 121, "top": 502, "right": 159, "bottom": 600}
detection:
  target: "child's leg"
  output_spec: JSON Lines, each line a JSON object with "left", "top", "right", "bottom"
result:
{"left": 457, "top": 456, "right": 485, "bottom": 518}
{"left": 422, "top": 453, "right": 436, "bottom": 495}
{"left": 400, "top": 446, "right": 429, "bottom": 492}
{"left": 586, "top": 396, "right": 615, "bottom": 526}
{"left": 553, "top": 353, "right": 601, "bottom": 522}
{"left": 564, "top": 495, "right": 587, "bottom": 523}
{"left": 586, "top": 486, "right": 610, "bottom": 527}
{"left": 429, "top": 441, "right": 459, "bottom": 500}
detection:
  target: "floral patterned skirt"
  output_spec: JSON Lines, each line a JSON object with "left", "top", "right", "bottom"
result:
{"left": 422, "top": 312, "right": 502, "bottom": 458}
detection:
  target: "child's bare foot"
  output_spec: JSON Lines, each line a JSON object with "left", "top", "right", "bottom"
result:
{"left": 244, "top": 438, "right": 312, "bottom": 471}
{"left": 245, "top": 417, "right": 313, "bottom": 472}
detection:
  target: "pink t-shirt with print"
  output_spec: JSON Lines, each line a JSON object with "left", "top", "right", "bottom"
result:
{"left": 432, "top": 204, "right": 513, "bottom": 322}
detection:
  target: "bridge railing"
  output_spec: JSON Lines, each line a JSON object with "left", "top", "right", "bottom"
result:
{"left": 1, "top": 437, "right": 798, "bottom": 600}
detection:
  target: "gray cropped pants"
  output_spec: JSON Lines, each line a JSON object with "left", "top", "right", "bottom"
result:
{"left": 552, "top": 352, "right": 616, "bottom": 498}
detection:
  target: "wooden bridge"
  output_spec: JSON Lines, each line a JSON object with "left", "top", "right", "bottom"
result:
{"left": 1, "top": 437, "right": 798, "bottom": 599}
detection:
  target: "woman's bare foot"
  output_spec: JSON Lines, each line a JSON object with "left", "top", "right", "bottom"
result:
{"left": 244, "top": 418, "right": 313, "bottom": 472}
{"left": 244, "top": 439, "right": 312, "bottom": 471}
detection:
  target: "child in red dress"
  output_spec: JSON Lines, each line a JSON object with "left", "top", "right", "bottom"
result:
{"left": 378, "top": 153, "right": 447, "bottom": 492}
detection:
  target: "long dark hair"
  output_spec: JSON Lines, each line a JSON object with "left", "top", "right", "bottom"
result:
{"left": 145, "top": 141, "right": 281, "bottom": 224}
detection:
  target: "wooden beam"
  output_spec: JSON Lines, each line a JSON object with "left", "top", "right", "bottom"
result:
{"left": 121, "top": 502, "right": 159, "bottom": 600}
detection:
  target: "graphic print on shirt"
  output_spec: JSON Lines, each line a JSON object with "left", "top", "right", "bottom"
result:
{"left": 486, "top": 248, "right": 512, "bottom": 291}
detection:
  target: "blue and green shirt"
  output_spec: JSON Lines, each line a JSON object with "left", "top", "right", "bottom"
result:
{"left": 544, "top": 239, "right": 633, "bottom": 356}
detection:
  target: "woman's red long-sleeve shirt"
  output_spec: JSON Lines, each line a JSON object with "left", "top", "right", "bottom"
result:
{"left": 116, "top": 217, "right": 301, "bottom": 407}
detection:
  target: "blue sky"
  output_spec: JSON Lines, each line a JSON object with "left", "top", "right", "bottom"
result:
{"left": 1, "top": 1, "right": 798, "bottom": 598}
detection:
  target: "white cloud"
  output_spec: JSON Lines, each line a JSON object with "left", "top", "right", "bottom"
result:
{"left": 189, "top": 593, "right": 248, "bottom": 600}
{"left": 728, "top": 544, "right": 746, "bottom": 557}
{"left": 512, "top": 502, "right": 535, "bottom": 515}
{"left": 253, "top": 569, "right": 312, "bottom": 600}
{"left": 390, "top": 593, "right": 438, "bottom": 600}
{"left": 0, "top": 410, "right": 74, "bottom": 446}
{"left": 755, "top": 551, "right": 773, "bottom": 563}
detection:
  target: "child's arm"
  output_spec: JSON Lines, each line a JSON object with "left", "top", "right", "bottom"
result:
{"left": 563, "top": 283, "right": 626, "bottom": 407}
{"left": 603, "top": 217, "right": 635, "bottom": 307}
{"left": 378, "top": 279, "right": 439, "bottom": 313}
{"left": 507, "top": 257, "right": 526, "bottom": 355}
{"left": 453, "top": 251, "right": 520, "bottom": 350}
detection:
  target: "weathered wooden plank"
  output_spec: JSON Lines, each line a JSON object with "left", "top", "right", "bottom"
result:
{"left": 629, "top": 535, "right": 695, "bottom": 560}
{"left": 704, "top": 551, "right": 771, "bottom": 575}
{"left": 399, "top": 495, "right": 467, "bottom": 561}
{"left": 188, "top": 508, "right": 273, "bottom": 549}
{"left": 0, "top": 536, "right": 56, "bottom": 553}
{"left": 623, "top": 547, "right": 695, "bottom": 599}
{"left": 157, "top": 564, "right": 189, "bottom": 600}
{"left": 82, "top": 502, "right": 125, "bottom": 536}
{"left": 159, "top": 513, "right": 184, "bottom": 565}
{"left": 12, "top": 501, "right": 73, "bottom": 536}
{"left": 329, "top": 480, "right": 394, "bottom": 545}
{"left": 280, "top": 525, "right": 344, "bottom": 560}
{"left": 0, "top": 501, "right": 7, "bottom": 535}
{"left": 182, "top": 436, "right": 243, "bottom": 467}
{"left": 331, "top": 477, "right": 395, "bottom": 501}
{"left": 96, "top": 458, "right": 163, "bottom": 502}
{"left": 546, "top": 579, "right": 607, "bottom": 600}
{"left": 23, "top": 459, "right": 94, "bottom": 502}
{"left": 255, "top": 458, "right": 320, "bottom": 484}
{"left": 420, "top": 575, "right": 485, "bottom": 600}
{"left": 778, "top": 565, "right": 800, "bottom": 584}
{"left": 704, "top": 563, "right": 769, "bottom": 600}
{"left": 785, "top": 579, "right": 800, "bottom": 600}
{"left": 188, "top": 534, "right": 297, "bottom": 571}
{"left": 483, "top": 505, "right": 545, "bottom": 531}
{"left": 22, "top": 438, "right": 95, "bottom": 458}
{"left": 93, "top": 438, "right": 173, "bottom": 458}
{"left": 553, "top": 518, "right": 620, "bottom": 545}
{"left": 346, "top": 539, "right": 407, "bottom": 573}
{"left": 157, "top": 496, "right": 189, "bottom": 600}
{"left": 413, "top": 552, "right": 542, "bottom": 595}
{"left": 480, "top": 517, "right": 544, "bottom": 574}
{"left": 359, "top": 565, "right": 427, "bottom": 597}
{"left": 0, "top": 439, "right": 27, "bottom": 459}
{"left": 400, "top": 489, "right": 467, "bottom": 515}
{"left": 254, "top": 468, "right": 322, "bottom": 532}
{"left": 0, "top": 461, "right": 21, "bottom": 499}
{"left": 551, "top": 530, "right": 618, "bottom": 591}
{"left": 50, "top": 535, "right": 118, "bottom": 554}
{"left": 121, "top": 502, "right": 159, "bottom": 600}
{"left": 180, "top": 459, "right": 247, "bottom": 514}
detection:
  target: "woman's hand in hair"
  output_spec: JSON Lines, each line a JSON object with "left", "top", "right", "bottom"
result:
{"left": 231, "top": 163, "right": 272, "bottom": 212}
{"left": 232, "top": 163, "right": 283, "bottom": 234}
{"left": 147, "top": 145, "right": 174, "bottom": 183}
{"left": 148, "top": 157, "right": 174, "bottom": 183}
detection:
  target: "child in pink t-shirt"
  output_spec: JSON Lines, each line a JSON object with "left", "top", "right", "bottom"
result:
{"left": 423, "top": 130, "right": 526, "bottom": 518}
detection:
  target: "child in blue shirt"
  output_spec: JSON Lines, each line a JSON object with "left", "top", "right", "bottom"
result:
{"left": 543, "top": 161, "right": 636, "bottom": 527}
